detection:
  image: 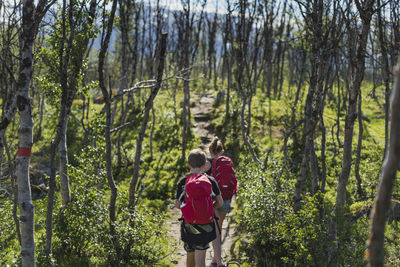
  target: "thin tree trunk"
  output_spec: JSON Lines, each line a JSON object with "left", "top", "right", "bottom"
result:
{"left": 98, "top": 0, "right": 119, "bottom": 262}
{"left": 335, "top": 0, "right": 374, "bottom": 229}
{"left": 294, "top": 68, "right": 317, "bottom": 202}
{"left": 330, "top": 2, "right": 376, "bottom": 265}
{"left": 226, "top": 55, "right": 232, "bottom": 118}
{"left": 335, "top": 69, "right": 342, "bottom": 151}
{"left": 45, "top": 107, "right": 65, "bottom": 260}
{"left": 112, "top": 0, "right": 131, "bottom": 125}
{"left": 129, "top": 32, "right": 167, "bottom": 208}
{"left": 116, "top": 97, "right": 130, "bottom": 169}
{"left": 290, "top": 47, "right": 306, "bottom": 149}
{"left": 367, "top": 62, "right": 400, "bottom": 267}
{"left": 46, "top": 1, "right": 96, "bottom": 259}
{"left": 223, "top": 3, "right": 232, "bottom": 119}
{"left": 377, "top": 0, "right": 391, "bottom": 159}
{"left": 17, "top": 0, "right": 53, "bottom": 264}
{"left": 36, "top": 94, "right": 45, "bottom": 140}
{"left": 59, "top": 116, "right": 70, "bottom": 204}
{"left": 181, "top": 76, "right": 189, "bottom": 159}
{"left": 354, "top": 88, "right": 365, "bottom": 199}
{"left": 294, "top": 140, "right": 310, "bottom": 204}
{"left": 319, "top": 115, "right": 327, "bottom": 192}
{"left": 150, "top": 105, "right": 155, "bottom": 159}
{"left": 17, "top": 33, "right": 35, "bottom": 267}
{"left": 240, "top": 95, "right": 262, "bottom": 167}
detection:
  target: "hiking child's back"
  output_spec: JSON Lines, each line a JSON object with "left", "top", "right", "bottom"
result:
{"left": 207, "top": 137, "right": 237, "bottom": 267}
{"left": 175, "top": 148, "right": 223, "bottom": 267}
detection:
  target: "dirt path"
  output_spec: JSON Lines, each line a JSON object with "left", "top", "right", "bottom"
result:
{"left": 191, "top": 93, "right": 216, "bottom": 151}
{"left": 166, "top": 92, "right": 236, "bottom": 266}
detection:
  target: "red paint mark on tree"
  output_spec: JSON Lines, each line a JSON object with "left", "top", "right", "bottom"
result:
{"left": 17, "top": 147, "right": 31, "bottom": 157}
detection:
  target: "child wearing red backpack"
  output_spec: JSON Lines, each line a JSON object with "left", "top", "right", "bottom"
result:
{"left": 175, "top": 149, "right": 223, "bottom": 267}
{"left": 206, "top": 137, "right": 237, "bottom": 267}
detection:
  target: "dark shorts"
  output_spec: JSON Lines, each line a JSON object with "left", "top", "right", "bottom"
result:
{"left": 184, "top": 240, "right": 210, "bottom": 252}
{"left": 181, "top": 222, "right": 216, "bottom": 252}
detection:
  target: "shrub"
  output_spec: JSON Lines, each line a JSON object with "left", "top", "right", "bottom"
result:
{"left": 0, "top": 197, "right": 19, "bottom": 265}
{"left": 44, "top": 134, "right": 171, "bottom": 266}
{"left": 237, "top": 161, "right": 368, "bottom": 266}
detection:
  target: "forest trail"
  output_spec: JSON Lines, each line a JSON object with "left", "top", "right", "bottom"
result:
{"left": 166, "top": 92, "right": 237, "bottom": 266}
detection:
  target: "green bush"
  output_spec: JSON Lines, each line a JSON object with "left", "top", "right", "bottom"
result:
{"left": 105, "top": 205, "right": 170, "bottom": 266}
{"left": 0, "top": 197, "right": 19, "bottom": 265}
{"left": 44, "top": 132, "right": 171, "bottom": 266}
{"left": 237, "top": 161, "right": 368, "bottom": 266}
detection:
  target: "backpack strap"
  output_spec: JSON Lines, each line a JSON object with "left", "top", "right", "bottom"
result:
{"left": 211, "top": 156, "right": 222, "bottom": 175}
{"left": 214, "top": 216, "right": 221, "bottom": 234}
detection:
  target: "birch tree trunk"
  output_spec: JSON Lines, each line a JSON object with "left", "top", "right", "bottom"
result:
{"left": 334, "top": 0, "right": 374, "bottom": 229}
{"left": 17, "top": 0, "right": 54, "bottom": 265}
{"left": 293, "top": 0, "right": 325, "bottom": 202}
{"left": 367, "top": 61, "right": 400, "bottom": 267}
{"left": 377, "top": 0, "right": 391, "bottom": 159}
{"left": 222, "top": 2, "right": 233, "bottom": 119}
{"left": 59, "top": 115, "right": 70, "bottom": 205}
{"left": 354, "top": 88, "right": 365, "bottom": 198}
{"left": 176, "top": 0, "right": 205, "bottom": 159}
{"left": 45, "top": 0, "right": 96, "bottom": 260}
{"left": 115, "top": 0, "right": 138, "bottom": 169}
{"left": 45, "top": 105, "right": 65, "bottom": 259}
{"left": 329, "top": 1, "right": 376, "bottom": 265}
{"left": 180, "top": 5, "right": 191, "bottom": 160}
{"left": 98, "top": 0, "right": 119, "bottom": 262}
{"left": 129, "top": 32, "right": 167, "bottom": 208}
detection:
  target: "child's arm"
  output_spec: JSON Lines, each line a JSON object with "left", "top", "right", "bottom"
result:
{"left": 214, "top": 195, "right": 223, "bottom": 209}
{"left": 175, "top": 178, "right": 186, "bottom": 209}
{"left": 175, "top": 199, "right": 182, "bottom": 209}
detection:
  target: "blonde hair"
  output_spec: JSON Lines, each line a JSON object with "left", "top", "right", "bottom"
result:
{"left": 209, "top": 137, "right": 223, "bottom": 156}
{"left": 188, "top": 149, "right": 206, "bottom": 168}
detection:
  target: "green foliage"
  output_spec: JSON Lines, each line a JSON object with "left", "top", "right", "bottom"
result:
{"left": 386, "top": 224, "right": 400, "bottom": 266}
{"left": 53, "top": 186, "right": 107, "bottom": 260}
{"left": 116, "top": 92, "right": 199, "bottom": 202}
{"left": 33, "top": 131, "right": 171, "bottom": 266}
{"left": 107, "top": 192, "right": 170, "bottom": 265}
{"left": 48, "top": 140, "right": 108, "bottom": 264}
{"left": 36, "top": 0, "right": 98, "bottom": 106}
{"left": 0, "top": 197, "right": 19, "bottom": 265}
{"left": 210, "top": 91, "right": 243, "bottom": 163}
{"left": 237, "top": 162, "right": 369, "bottom": 266}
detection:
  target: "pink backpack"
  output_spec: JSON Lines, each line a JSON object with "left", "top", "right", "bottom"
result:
{"left": 211, "top": 156, "right": 237, "bottom": 200}
{"left": 181, "top": 173, "right": 214, "bottom": 224}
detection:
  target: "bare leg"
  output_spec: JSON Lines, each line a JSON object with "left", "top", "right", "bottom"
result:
{"left": 212, "top": 218, "right": 222, "bottom": 265}
{"left": 212, "top": 209, "right": 228, "bottom": 265}
{"left": 217, "top": 210, "right": 227, "bottom": 230}
{"left": 195, "top": 249, "right": 207, "bottom": 267}
{"left": 187, "top": 251, "right": 195, "bottom": 267}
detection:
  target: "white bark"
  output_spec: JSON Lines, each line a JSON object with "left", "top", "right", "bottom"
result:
{"left": 367, "top": 62, "right": 400, "bottom": 266}
{"left": 17, "top": 1, "right": 54, "bottom": 265}
{"left": 17, "top": 1, "right": 35, "bottom": 265}
{"left": 59, "top": 115, "right": 70, "bottom": 205}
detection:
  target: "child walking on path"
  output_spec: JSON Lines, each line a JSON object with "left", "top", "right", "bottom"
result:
{"left": 205, "top": 137, "right": 237, "bottom": 267}
{"left": 176, "top": 149, "right": 223, "bottom": 267}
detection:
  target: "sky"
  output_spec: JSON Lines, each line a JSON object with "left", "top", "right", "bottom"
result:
{"left": 157, "top": 0, "right": 228, "bottom": 13}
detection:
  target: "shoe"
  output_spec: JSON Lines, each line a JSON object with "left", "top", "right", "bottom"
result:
{"left": 210, "top": 262, "right": 217, "bottom": 267}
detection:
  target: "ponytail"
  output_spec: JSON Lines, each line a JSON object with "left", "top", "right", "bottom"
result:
{"left": 209, "top": 137, "right": 223, "bottom": 156}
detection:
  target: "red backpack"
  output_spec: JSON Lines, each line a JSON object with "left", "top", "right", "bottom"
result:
{"left": 181, "top": 173, "right": 214, "bottom": 224}
{"left": 211, "top": 156, "right": 237, "bottom": 200}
